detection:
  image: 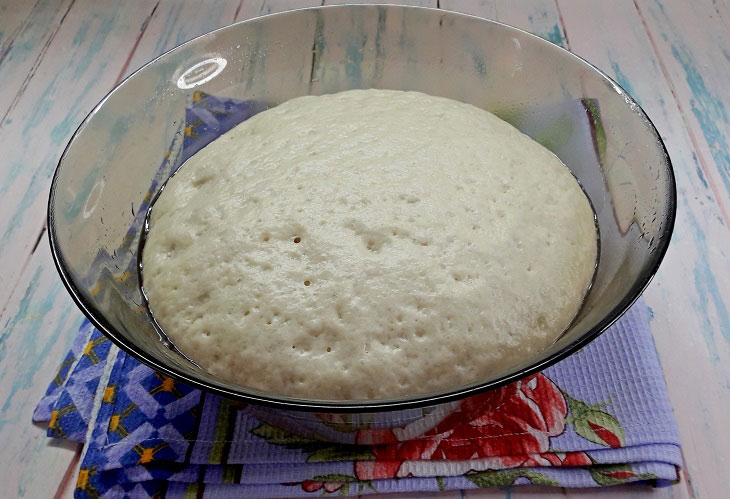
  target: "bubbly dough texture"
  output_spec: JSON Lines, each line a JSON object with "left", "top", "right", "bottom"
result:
{"left": 143, "top": 89, "right": 597, "bottom": 400}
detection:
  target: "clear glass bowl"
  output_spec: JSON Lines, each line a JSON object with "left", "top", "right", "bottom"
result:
{"left": 49, "top": 5, "right": 675, "bottom": 415}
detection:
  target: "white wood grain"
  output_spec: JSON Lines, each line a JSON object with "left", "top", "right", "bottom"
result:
{"left": 704, "top": 0, "right": 730, "bottom": 36}
{"left": 0, "top": 241, "right": 86, "bottom": 498}
{"left": 324, "top": 0, "right": 436, "bottom": 5}
{"left": 0, "top": 0, "right": 163, "bottom": 308}
{"left": 439, "top": 0, "right": 497, "bottom": 19}
{"left": 442, "top": 0, "right": 573, "bottom": 52}
{"left": 636, "top": 0, "right": 730, "bottom": 219}
{"left": 121, "top": 0, "right": 241, "bottom": 80}
{"left": 235, "top": 0, "right": 324, "bottom": 22}
{"left": 492, "top": 0, "right": 569, "bottom": 48}
{"left": 443, "top": 1, "right": 568, "bottom": 48}
{"left": 0, "top": 0, "right": 76, "bottom": 118}
{"left": 0, "top": 0, "right": 37, "bottom": 49}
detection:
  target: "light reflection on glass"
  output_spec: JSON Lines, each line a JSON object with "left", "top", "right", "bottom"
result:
{"left": 176, "top": 57, "right": 227, "bottom": 89}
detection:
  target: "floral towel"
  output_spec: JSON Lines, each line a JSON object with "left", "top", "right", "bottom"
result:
{"left": 34, "top": 93, "right": 681, "bottom": 497}
{"left": 34, "top": 302, "right": 681, "bottom": 498}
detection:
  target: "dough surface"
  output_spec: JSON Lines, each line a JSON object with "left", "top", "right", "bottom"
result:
{"left": 142, "top": 89, "right": 597, "bottom": 400}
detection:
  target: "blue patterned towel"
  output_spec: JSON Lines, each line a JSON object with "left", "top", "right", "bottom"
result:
{"left": 34, "top": 94, "right": 681, "bottom": 498}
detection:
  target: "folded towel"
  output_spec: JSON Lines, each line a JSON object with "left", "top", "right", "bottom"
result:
{"left": 34, "top": 93, "right": 681, "bottom": 498}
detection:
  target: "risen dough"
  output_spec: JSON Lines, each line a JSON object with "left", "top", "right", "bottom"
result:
{"left": 142, "top": 89, "right": 597, "bottom": 400}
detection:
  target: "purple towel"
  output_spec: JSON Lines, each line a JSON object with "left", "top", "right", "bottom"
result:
{"left": 33, "top": 301, "right": 681, "bottom": 497}
{"left": 34, "top": 93, "right": 681, "bottom": 498}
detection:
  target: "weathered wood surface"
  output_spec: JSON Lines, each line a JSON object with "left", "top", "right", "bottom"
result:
{"left": 1, "top": 0, "right": 727, "bottom": 497}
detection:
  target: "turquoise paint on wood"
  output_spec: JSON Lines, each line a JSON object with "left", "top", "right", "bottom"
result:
{"left": 670, "top": 44, "right": 730, "bottom": 198}
{"left": 0, "top": 269, "right": 42, "bottom": 362}
{"left": 72, "top": 19, "right": 91, "bottom": 47}
{"left": 0, "top": 298, "right": 77, "bottom": 417}
{"left": 686, "top": 205, "right": 730, "bottom": 354}
{"left": 693, "top": 152, "right": 709, "bottom": 189}
{"left": 0, "top": 163, "right": 52, "bottom": 248}
{"left": 0, "top": 0, "right": 71, "bottom": 91}
{"left": 71, "top": 15, "right": 117, "bottom": 79}
{"left": 151, "top": 1, "right": 186, "bottom": 57}
{"left": 0, "top": 1, "right": 156, "bottom": 282}
{"left": 610, "top": 61, "right": 638, "bottom": 102}
{"left": 21, "top": 74, "right": 62, "bottom": 135}
{"left": 0, "top": 160, "right": 22, "bottom": 195}
{"left": 526, "top": 8, "right": 566, "bottom": 48}
{"left": 49, "top": 114, "right": 78, "bottom": 146}
{"left": 543, "top": 23, "right": 565, "bottom": 47}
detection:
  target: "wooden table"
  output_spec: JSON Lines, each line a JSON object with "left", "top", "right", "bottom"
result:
{"left": 1, "top": 1, "right": 727, "bottom": 497}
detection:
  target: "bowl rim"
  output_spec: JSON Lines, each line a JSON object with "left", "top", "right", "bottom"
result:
{"left": 48, "top": 3, "right": 677, "bottom": 412}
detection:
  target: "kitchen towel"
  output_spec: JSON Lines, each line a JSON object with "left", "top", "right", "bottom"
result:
{"left": 33, "top": 303, "right": 682, "bottom": 498}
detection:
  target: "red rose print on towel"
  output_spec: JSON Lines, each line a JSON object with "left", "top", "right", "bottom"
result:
{"left": 354, "top": 373, "right": 588, "bottom": 480}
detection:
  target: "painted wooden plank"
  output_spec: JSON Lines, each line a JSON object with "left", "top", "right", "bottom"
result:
{"left": 492, "top": 1, "right": 568, "bottom": 48}
{"left": 0, "top": 0, "right": 41, "bottom": 60}
{"left": 121, "top": 0, "right": 241, "bottom": 79}
{"left": 635, "top": 0, "right": 730, "bottom": 216}
{"left": 0, "top": 0, "right": 36, "bottom": 48}
{"left": 441, "top": 0, "right": 569, "bottom": 52}
{"left": 236, "top": 0, "right": 324, "bottom": 21}
{"left": 235, "top": 0, "right": 279, "bottom": 21}
{"left": 557, "top": 2, "right": 730, "bottom": 498}
{"left": 125, "top": 0, "right": 324, "bottom": 73}
{"left": 324, "top": 0, "right": 436, "bottom": 6}
{"left": 0, "top": 0, "right": 76, "bottom": 126}
{"left": 0, "top": 0, "right": 45, "bottom": 76}
{"left": 438, "top": 1, "right": 569, "bottom": 51}
{"left": 438, "top": 0, "right": 497, "bottom": 20}
{"left": 0, "top": 0, "right": 162, "bottom": 309}
{"left": 0, "top": 243, "right": 86, "bottom": 499}
{"left": 703, "top": 0, "right": 730, "bottom": 32}
{"left": 441, "top": 1, "right": 570, "bottom": 51}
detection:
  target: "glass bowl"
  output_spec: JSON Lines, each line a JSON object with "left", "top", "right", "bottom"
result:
{"left": 48, "top": 4, "right": 675, "bottom": 434}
